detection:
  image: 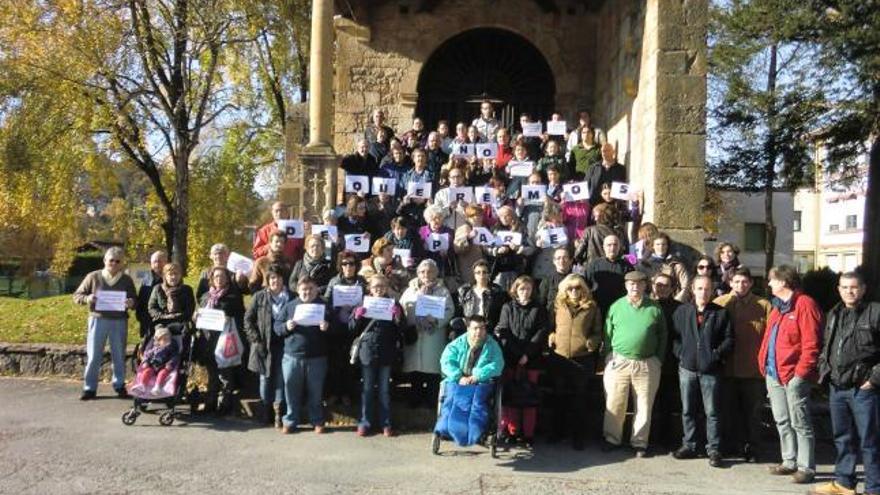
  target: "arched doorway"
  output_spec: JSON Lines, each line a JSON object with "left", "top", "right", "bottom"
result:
{"left": 415, "top": 28, "right": 556, "bottom": 132}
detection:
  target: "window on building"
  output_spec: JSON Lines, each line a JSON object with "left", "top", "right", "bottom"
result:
{"left": 793, "top": 211, "right": 802, "bottom": 232}
{"left": 744, "top": 223, "right": 766, "bottom": 252}
{"left": 826, "top": 254, "right": 841, "bottom": 272}
{"left": 846, "top": 214, "right": 857, "bottom": 230}
{"left": 829, "top": 224, "right": 840, "bottom": 232}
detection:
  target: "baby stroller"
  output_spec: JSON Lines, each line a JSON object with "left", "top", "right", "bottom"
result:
{"left": 430, "top": 378, "right": 503, "bottom": 458}
{"left": 121, "top": 326, "right": 196, "bottom": 426}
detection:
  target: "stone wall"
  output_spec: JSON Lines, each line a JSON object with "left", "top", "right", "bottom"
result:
{"left": 332, "top": 0, "right": 600, "bottom": 153}
{"left": 597, "top": 0, "right": 708, "bottom": 248}
{"left": 0, "top": 343, "right": 136, "bottom": 380}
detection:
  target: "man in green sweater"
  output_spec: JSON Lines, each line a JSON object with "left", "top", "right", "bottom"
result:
{"left": 603, "top": 270, "right": 667, "bottom": 457}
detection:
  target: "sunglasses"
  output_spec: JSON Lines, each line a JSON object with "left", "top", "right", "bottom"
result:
{"left": 341, "top": 261, "right": 356, "bottom": 266}
{"left": 697, "top": 265, "right": 711, "bottom": 270}
{"left": 653, "top": 282, "right": 671, "bottom": 288}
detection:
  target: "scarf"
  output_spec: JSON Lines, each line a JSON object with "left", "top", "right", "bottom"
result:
{"left": 101, "top": 269, "right": 124, "bottom": 287}
{"left": 463, "top": 340, "right": 485, "bottom": 377}
{"left": 161, "top": 282, "right": 182, "bottom": 313}
{"left": 269, "top": 290, "right": 289, "bottom": 319}
{"left": 771, "top": 293, "right": 794, "bottom": 314}
{"left": 206, "top": 285, "right": 228, "bottom": 309}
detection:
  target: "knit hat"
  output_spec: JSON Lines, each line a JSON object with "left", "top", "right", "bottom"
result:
{"left": 154, "top": 326, "right": 171, "bottom": 340}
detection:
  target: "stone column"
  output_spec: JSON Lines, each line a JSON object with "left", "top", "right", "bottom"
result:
{"left": 308, "top": 0, "right": 333, "bottom": 149}
{"left": 280, "top": 0, "right": 337, "bottom": 220}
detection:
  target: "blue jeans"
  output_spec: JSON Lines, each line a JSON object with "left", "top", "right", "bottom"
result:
{"left": 360, "top": 365, "right": 392, "bottom": 429}
{"left": 830, "top": 384, "right": 880, "bottom": 493}
{"left": 766, "top": 375, "right": 815, "bottom": 473}
{"left": 679, "top": 367, "right": 721, "bottom": 455}
{"left": 259, "top": 344, "right": 285, "bottom": 406}
{"left": 83, "top": 317, "right": 128, "bottom": 392}
{"left": 282, "top": 355, "right": 327, "bottom": 427}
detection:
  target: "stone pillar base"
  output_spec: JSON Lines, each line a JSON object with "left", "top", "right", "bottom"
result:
{"left": 278, "top": 146, "right": 338, "bottom": 222}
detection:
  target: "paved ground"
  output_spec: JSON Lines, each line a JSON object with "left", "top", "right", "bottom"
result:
{"left": 0, "top": 377, "right": 832, "bottom": 495}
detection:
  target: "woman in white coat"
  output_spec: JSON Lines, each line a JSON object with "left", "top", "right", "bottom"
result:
{"left": 400, "top": 259, "right": 454, "bottom": 408}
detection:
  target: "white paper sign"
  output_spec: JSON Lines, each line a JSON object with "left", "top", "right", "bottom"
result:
{"left": 292, "top": 303, "right": 325, "bottom": 326}
{"left": 227, "top": 252, "right": 254, "bottom": 275}
{"left": 363, "top": 296, "right": 394, "bottom": 321}
{"left": 473, "top": 187, "right": 497, "bottom": 205}
{"left": 344, "top": 233, "right": 370, "bottom": 253}
{"left": 472, "top": 227, "right": 496, "bottom": 246}
{"left": 547, "top": 120, "right": 568, "bottom": 136}
{"left": 494, "top": 230, "right": 523, "bottom": 247}
{"left": 521, "top": 185, "right": 547, "bottom": 205}
{"left": 610, "top": 181, "right": 633, "bottom": 200}
{"left": 450, "top": 143, "right": 475, "bottom": 157}
{"left": 522, "top": 122, "right": 542, "bottom": 137}
{"left": 447, "top": 187, "right": 474, "bottom": 204}
{"left": 475, "top": 143, "right": 498, "bottom": 159}
{"left": 540, "top": 227, "right": 569, "bottom": 248}
{"left": 95, "top": 290, "right": 127, "bottom": 312}
{"left": 195, "top": 308, "right": 226, "bottom": 332}
{"left": 332, "top": 284, "right": 364, "bottom": 307}
{"left": 311, "top": 224, "right": 339, "bottom": 243}
{"left": 406, "top": 181, "right": 432, "bottom": 199}
{"left": 508, "top": 161, "right": 535, "bottom": 178}
{"left": 562, "top": 182, "right": 591, "bottom": 202}
{"left": 392, "top": 248, "right": 412, "bottom": 267}
{"left": 426, "top": 232, "right": 450, "bottom": 253}
{"left": 345, "top": 174, "right": 370, "bottom": 194}
{"left": 415, "top": 294, "right": 447, "bottom": 319}
{"left": 372, "top": 177, "right": 397, "bottom": 196}
{"left": 276, "top": 219, "right": 305, "bottom": 239}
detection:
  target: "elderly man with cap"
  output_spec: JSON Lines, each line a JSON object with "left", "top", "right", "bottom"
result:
{"left": 603, "top": 270, "right": 668, "bottom": 458}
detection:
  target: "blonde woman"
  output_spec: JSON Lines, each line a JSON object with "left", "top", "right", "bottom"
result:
{"left": 548, "top": 274, "right": 603, "bottom": 450}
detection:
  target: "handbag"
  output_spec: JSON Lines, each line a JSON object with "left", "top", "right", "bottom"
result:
{"left": 349, "top": 320, "right": 377, "bottom": 365}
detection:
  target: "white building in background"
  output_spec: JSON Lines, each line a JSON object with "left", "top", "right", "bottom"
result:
{"left": 793, "top": 158, "right": 868, "bottom": 273}
{"left": 706, "top": 188, "right": 794, "bottom": 280}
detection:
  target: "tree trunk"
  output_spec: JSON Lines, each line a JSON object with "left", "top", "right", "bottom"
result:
{"left": 863, "top": 132, "right": 880, "bottom": 301}
{"left": 764, "top": 44, "right": 779, "bottom": 276}
{"left": 172, "top": 150, "right": 190, "bottom": 275}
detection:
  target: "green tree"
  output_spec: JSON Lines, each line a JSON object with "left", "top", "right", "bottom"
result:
{"left": 708, "top": 0, "right": 826, "bottom": 274}
{"left": 790, "top": 2, "right": 880, "bottom": 298}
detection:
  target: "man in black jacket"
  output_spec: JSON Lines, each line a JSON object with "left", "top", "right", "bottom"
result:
{"left": 135, "top": 250, "right": 167, "bottom": 339}
{"left": 537, "top": 247, "right": 573, "bottom": 328}
{"left": 650, "top": 272, "right": 683, "bottom": 450}
{"left": 810, "top": 272, "right": 880, "bottom": 495}
{"left": 671, "top": 275, "right": 734, "bottom": 467}
{"left": 584, "top": 234, "right": 632, "bottom": 318}
{"left": 586, "top": 143, "right": 626, "bottom": 207}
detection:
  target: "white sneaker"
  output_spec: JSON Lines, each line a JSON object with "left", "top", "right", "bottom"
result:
{"left": 151, "top": 384, "right": 162, "bottom": 395}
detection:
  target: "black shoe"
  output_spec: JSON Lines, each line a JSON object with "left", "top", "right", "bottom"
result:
{"left": 114, "top": 387, "right": 129, "bottom": 399}
{"left": 672, "top": 446, "right": 698, "bottom": 460}
{"left": 80, "top": 390, "right": 96, "bottom": 401}
{"left": 708, "top": 452, "right": 723, "bottom": 468}
{"left": 634, "top": 447, "right": 651, "bottom": 458}
{"left": 742, "top": 443, "right": 758, "bottom": 463}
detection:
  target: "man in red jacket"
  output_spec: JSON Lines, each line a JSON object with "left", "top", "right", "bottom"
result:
{"left": 758, "top": 265, "right": 823, "bottom": 484}
{"left": 253, "top": 201, "right": 304, "bottom": 266}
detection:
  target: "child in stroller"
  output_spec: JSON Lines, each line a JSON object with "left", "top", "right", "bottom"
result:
{"left": 135, "top": 326, "right": 180, "bottom": 396}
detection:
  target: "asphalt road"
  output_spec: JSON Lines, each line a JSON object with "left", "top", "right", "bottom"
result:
{"left": 0, "top": 377, "right": 829, "bottom": 495}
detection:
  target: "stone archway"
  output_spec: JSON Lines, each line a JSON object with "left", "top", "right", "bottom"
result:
{"left": 414, "top": 28, "right": 556, "bottom": 131}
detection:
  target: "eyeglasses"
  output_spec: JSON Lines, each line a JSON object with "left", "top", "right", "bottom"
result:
{"left": 653, "top": 282, "right": 670, "bottom": 288}
{"left": 697, "top": 265, "right": 711, "bottom": 270}
{"left": 474, "top": 270, "right": 489, "bottom": 275}
{"left": 341, "top": 261, "right": 356, "bottom": 266}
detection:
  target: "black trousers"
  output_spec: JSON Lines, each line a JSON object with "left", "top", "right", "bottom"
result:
{"left": 548, "top": 353, "right": 597, "bottom": 443}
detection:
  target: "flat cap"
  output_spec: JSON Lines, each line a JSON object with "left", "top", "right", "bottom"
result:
{"left": 624, "top": 270, "right": 648, "bottom": 282}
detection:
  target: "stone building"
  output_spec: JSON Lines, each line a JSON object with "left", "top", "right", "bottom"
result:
{"left": 280, "top": 0, "right": 708, "bottom": 248}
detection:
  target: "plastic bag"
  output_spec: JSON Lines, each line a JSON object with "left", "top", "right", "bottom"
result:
{"left": 214, "top": 319, "right": 243, "bottom": 369}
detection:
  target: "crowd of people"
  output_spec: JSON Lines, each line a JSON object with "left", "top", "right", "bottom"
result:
{"left": 71, "top": 102, "right": 880, "bottom": 495}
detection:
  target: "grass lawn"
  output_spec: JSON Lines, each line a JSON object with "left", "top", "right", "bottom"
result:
{"left": 0, "top": 275, "right": 249, "bottom": 346}
{"left": 0, "top": 294, "right": 92, "bottom": 345}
